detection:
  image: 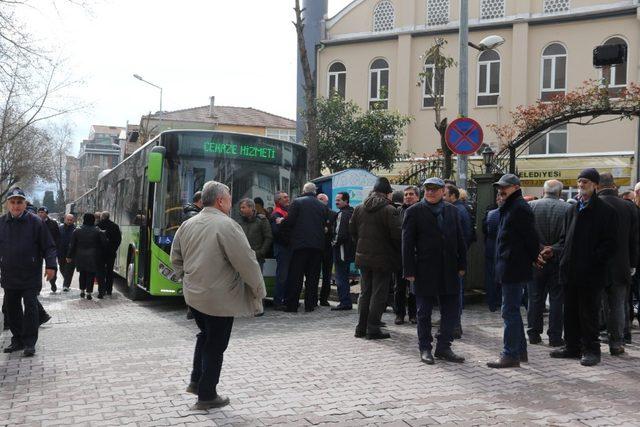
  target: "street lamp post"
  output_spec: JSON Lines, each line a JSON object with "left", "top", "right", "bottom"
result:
{"left": 133, "top": 74, "right": 163, "bottom": 128}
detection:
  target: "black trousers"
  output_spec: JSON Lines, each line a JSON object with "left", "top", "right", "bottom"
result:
{"left": 286, "top": 248, "right": 323, "bottom": 311}
{"left": 4, "top": 288, "right": 40, "bottom": 347}
{"left": 2, "top": 293, "right": 47, "bottom": 330}
{"left": 416, "top": 293, "right": 459, "bottom": 352}
{"left": 564, "top": 283, "right": 602, "bottom": 356}
{"left": 527, "top": 262, "right": 563, "bottom": 343}
{"left": 190, "top": 307, "right": 234, "bottom": 401}
{"left": 319, "top": 246, "right": 333, "bottom": 303}
{"left": 58, "top": 257, "right": 75, "bottom": 289}
{"left": 79, "top": 271, "right": 96, "bottom": 293}
{"left": 393, "top": 272, "right": 416, "bottom": 319}
{"left": 101, "top": 253, "right": 117, "bottom": 295}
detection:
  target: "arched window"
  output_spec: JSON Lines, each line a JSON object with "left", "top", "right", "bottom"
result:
{"left": 477, "top": 50, "right": 500, "bottom": 106}
{"left": 481, "top": 0, "right": 505, "bottom": 20}
{"left": 544, "top": 0, "right": 570, "bottom": 14}
{"left": 422, "top": 56, "right": 445, "bottom": 108}
{"left": 373, "top": 1, "right": 395, "bottom": 32}
{"left": 369, "top": 59, "right": 389, "bottom": 110}
{"left": 541, "top": 43, "right": 567, "bottom": 101}
{"left": 602, "top": 37, "right": 628, "bottom": 97}
{"left": 427, "top": 0, "right": 449, "bottom": 26}
{"left": 328, "top": 62, "right": 346, "bottom": 98}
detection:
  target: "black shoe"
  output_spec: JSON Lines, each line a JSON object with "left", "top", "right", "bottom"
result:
{"left": 86, "top": 294, "right": 93, "bottom": 301}
{"left": 193, "top": 395, "right": 230, "bottom": 410}
{"left": 39, "top": 313, "right": 51, "bottom": 326}
{"left": 580, "top": 353, "right": 600, "bottom": 366}
{"left": 354, "top": 330, "right": 366, "bottom": 338}
{"left": 63, "top": 287, "right": 70, "bottom": 292}
{"left": 610, "top": 346, "right": 625, "bottom": 356}
{"left": 331, "top": 305, "right": 352, "bottom": 311}
{"left": 51, "top": 284, "right": 57, "bottom": 293}
{"left": 624, "top": 334, "right": 632, "bottom": 344}
{"left": 550, "top": 347, "right": 581, "bottom": 359}
{"left": 106, "top": 292, "right": 112, "bottom": 296}
{"left": 304, "top": 307, "right": 314, "bottom": 313}
{"left": 420, "top": 351, "right": 434, "bottom": 365}
{"left": 186, "top": 382, "right": 198, "bottom": 395}
{"left": 409, "top": 317, "right": 417, "bottom": 324}
{"left": 528, "top": 334, "right": 542, "bottom": 345}
{"left": 487, "top": 355, "right": 520, "bottom": 369}
{"left": 394, "top": 316, "right": 405, "bottom": 325}
{"left": 319, "top": 300, "right": 330, "bottom": 307}
{"left": 549, "top": 339, "right": 565, "bottom": 348}
{"left": 434, "top": 348, "right": 465, "bottom": 363}
{"left": 22, "top": 346, "right": 35, "bottom": 357}
{"left": 80, "top": 291, "right": 85, "bottom": 299}
{"left": 366, "top": 331, "right": 391, "bottom": 340}
{"left": 452, "top": 325, "right": 462, "bottom": 339}
{"left": 3, "top": 343, "right": 24, "bottom": 353}
{"left": 520, "top": 352, "right": 528, "bottom": 363}
{"left": 274, "top": 304, "right": 287, "bottom": 311}
{"left": 97, "top": 294, "right": 104, "bottom": 299}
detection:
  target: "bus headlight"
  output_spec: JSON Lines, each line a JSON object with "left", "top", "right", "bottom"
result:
{"left": 158, "top": 262, "right": 182, "bottom": 283}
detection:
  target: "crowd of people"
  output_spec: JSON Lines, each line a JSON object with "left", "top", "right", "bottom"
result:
{"left": 0, "top": 186, "right": 121, "bottom": 357}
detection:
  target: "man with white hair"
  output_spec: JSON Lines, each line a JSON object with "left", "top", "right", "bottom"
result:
{"left": 527, "top": 179, "right": 571, "bottom": 347}
{"left": 284, "top": 182, "right": 327, "bottom": 312}
{"left": 171, "top": 180, "right": 266, "bottom": 409}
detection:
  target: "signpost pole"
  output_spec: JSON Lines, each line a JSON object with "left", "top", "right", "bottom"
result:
{"left": 458, "top": 0, "right": 469, "bottom": 189}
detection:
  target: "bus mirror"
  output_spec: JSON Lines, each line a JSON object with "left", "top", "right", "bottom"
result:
{"left": 148, "top": 146, "right": 166, "bottom": 183}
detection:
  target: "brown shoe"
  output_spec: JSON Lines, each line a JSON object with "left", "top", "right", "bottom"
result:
{"left": 487, "top": 355, "right": 520, "bottom": 369}
{"left": 193, "top": 395, "right": 230, "bottom": 410}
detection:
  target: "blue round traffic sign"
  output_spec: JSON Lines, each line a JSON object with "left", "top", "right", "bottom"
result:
{"left": 445, "top": 117, "right": 484, "bottom": 155}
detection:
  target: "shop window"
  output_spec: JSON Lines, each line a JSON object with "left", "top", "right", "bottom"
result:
{"left": 427, "top": 0, "right": 449, "bottom": 26}
{"left": 477, "top": 49, "right": 500, "bottom": 106}
{"left": 422, "top": 56, "right": 445, "bottom": 108}
{"left": 481, "top": 0, "right": 505, "bottom": 20}
{"left": 373, "top": 1, "right": 395, "bottom": 32}
{"left": 328, "top": 62, "right": 347, "bottom": 98}
{"left": 529, "top": 125, "right": 567, "bottom": 155}
{"left": 601, "top": 37, "right": 628, "bottom": 98}
{"left": 369, "top": 58, "right": 389, "bottom": 110}
{"left": 540, "top": 43, "right": 567, "bottom": 101}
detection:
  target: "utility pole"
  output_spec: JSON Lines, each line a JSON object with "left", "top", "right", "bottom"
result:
{"left": 457, "top": 0, "right": 469, "bottom": 189}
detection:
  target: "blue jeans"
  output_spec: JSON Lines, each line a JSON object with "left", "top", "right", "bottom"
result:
{"left": 333, "top": 249, "right": 352, "bottom": 307}
{"left": 273, "top": 243, "right": 291, "bottom": 305}
{"left": 501, "top": 282, "right": 527, "bottom": 358}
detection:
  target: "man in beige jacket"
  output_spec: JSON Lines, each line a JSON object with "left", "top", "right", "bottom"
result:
{"left": 171, "top": 180, "right": 266, "bottom": 410}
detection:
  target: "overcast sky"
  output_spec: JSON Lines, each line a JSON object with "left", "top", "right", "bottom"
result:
{"left": 25, "top": 0, "right": 353, "bottom": 155}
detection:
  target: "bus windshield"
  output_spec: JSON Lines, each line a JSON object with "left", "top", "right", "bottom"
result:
{"left": 153, "top": 131, "right": 306, "bottom": 252}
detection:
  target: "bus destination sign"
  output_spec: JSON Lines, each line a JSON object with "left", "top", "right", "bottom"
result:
{"left": 203, "top": 139, "right": 276, "bottom": 161}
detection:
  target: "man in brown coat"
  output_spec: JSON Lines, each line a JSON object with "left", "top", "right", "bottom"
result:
{"left": 349, "top": 177, "right": 402, "bottom": 339}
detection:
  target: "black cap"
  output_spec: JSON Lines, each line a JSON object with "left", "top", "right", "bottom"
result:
{"left": 6, "top": 187, "right": 26, "bottom": 199}
{"left": 578, "top": 168, "right": 600, "bottom": 185}
{"left": 493, "top": 174, "right": 521, "bottom": 187}
{"left": 253, "top": 197, "right": 264, "bottom": 206}
{"left": 373, "top": 177, "right": 393, "bottom": 194}
{"left": 38, "top": 206, "right": 48, "bottom": 213}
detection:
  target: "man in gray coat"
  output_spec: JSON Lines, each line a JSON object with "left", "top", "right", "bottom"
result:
{"left": 171, "top": 181, "right": 266, "bottom": 410}
{"left": 527, "top": 179, "right": 571, "bottom": 347}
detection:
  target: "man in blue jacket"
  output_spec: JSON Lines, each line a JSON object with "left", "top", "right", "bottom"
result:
{"left": 1, "top": 187, "right": 57, "bottom": 357}
{"left": 487, "top": 174, "right": 540, "bottom": 368}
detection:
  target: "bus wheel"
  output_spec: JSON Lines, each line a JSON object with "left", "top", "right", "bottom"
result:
{"left": 127, "top": 261, "right": 145, "bottom": 301}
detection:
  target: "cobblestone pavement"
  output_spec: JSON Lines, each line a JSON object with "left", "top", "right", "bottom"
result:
{"left": 1, "top": 276, "right": 640, "bottom": 427}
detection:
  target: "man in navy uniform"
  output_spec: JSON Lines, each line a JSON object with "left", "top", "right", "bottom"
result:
{"left": 1, "top": 187, "right": 57, "bottom": 357}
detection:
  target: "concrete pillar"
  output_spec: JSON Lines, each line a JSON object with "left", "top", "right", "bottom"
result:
{"left": 396, "top": 34, "right": 413, "bottom": 152}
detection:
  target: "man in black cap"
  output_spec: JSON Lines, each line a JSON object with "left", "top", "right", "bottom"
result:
{"left": 0, "top": 187, "right": 57, "bottom": 357}
{"left": 349, "top": 177, "right": 401, "bottom": 339}
{"left": 487, "top": 174, "right": 540, "bottom": 368}
{"left": 550, "top": 168, "right": 617, "bottom": 366}
{"left": 403, "top": 177, "right": 467, "bottom": 364}
{"left": 37, "top": 207, "right": 61, "bottom": 292}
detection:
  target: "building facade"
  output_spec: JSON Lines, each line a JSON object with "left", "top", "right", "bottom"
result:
{"left": 317, "top": 0, "right": 640, "bottom": 192}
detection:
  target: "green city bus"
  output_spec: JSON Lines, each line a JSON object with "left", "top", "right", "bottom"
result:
{"left": 71, "top": 130, "right": 307, "bottom": 299}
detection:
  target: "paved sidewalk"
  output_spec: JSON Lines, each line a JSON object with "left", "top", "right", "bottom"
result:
{"left": 1, "top": 276, "right": 640, "bottom": 426}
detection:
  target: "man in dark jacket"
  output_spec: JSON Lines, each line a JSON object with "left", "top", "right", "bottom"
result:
{"left": 317, "top": 193, "right": 337, "bottom": 306}
{"left": 238, "top": 198, "right": 273, "bottom": 268}
{"left": 38, "top": 207, "right": 61, "bottom": 292}
{"left": 483, "top": 195, "right": 502, "bottom": 312}
{"left": 331, "top": 192, "right": 355, "bottom": 311}
{"left": 350, "top": 177, "right": 401, "bottom": 339}
{"left": 394, "top": 186, "right": 419, "bottom": 324}
{"left": 527, "top": 180, "right": 571, "bottom": 347}
{"left": 271, "top": 191, "right": 291, "bottom": 308}
{"left": 403, "top": 178, "right": 467, "bottom": 364}
{"left": 183, "top": 191, "right": 203, "bottom": 219}
{"left": 58, "top": 214, "right": 77, "bottom": 291}
{"left": 550, "top": 168, "right": 617, "bottom": 367}
{"left": 1, "top": 187, "right": 57, "bottom": 357}
{"left": 285, "top": 182, "right": 327, "bottom": 312}
{"left": 596, "top": 173, "right": 638, "bottom": 355}
{"left": 487, "top": 174, "right": 540, "bottom": 369}
{"left": 97, "top": 211, "right": 122, "bottom": 297}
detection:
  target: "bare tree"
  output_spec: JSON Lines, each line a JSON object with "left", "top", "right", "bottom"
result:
{"left": 418, "top": 38, "right": 456, "bottom": 179}
{"left": 49, "top": 121, "right": 73, "bottom": 209}
{"left": 293, "top": 0, "right": 320, "bottom": 179}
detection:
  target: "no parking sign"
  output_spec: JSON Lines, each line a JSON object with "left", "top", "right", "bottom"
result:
{"left": 445, "top": 117, "right": 484, "bottom": 155}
